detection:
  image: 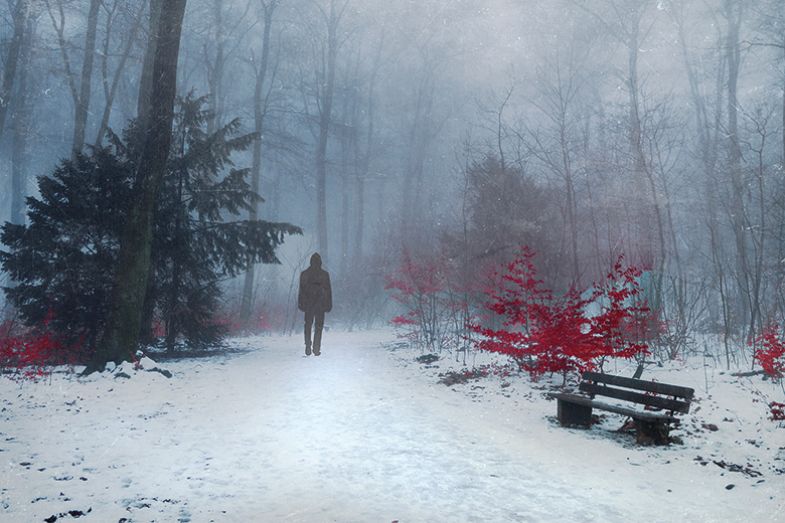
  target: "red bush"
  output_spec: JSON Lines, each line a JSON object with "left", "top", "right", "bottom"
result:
{"left": 471, "top": 247, "right": 652, "bottom": 380}
{"left": 0, "top": 313, "right": 84, "bottom": 381}
{"left": 770, "top": 402, "right": 785, "bottom": 421}
{"left": 385, "top": 249, "right": 467, "bottom": 351}
{"left": 0, "top": 329, "right": 79, "bottom": 381}
{"left": 752, "top": 325, "right": 785, "bottom": 379}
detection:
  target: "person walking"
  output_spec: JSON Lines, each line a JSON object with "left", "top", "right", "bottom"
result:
{"left": 298, "top": 253, "right": 332, "bottom": 356}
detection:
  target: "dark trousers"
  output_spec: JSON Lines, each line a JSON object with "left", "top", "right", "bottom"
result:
{"left": 304, "top": 310, "right": 325, "bottom": 350}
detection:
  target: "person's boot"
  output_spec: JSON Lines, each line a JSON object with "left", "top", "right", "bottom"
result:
{"left": 313, "top": 345, "right": 320, "bottom": 356}
{"left": 305, "top": 344, "right": 312, "bottom": 356}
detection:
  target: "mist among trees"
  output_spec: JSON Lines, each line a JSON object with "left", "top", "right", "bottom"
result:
{"left": 1, "top": 0, "right": 785, "bottom": 369}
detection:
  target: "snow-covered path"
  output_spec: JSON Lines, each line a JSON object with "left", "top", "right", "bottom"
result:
{"left": 1, "top": 331, "right": 782, "bottom": 522}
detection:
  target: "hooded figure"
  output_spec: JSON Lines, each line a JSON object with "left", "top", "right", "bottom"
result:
{"left": 298, "top": 253, "right": 332, "bottom": 355}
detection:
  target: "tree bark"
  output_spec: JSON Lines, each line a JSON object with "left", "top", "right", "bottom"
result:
{"left": 95, "top": 0, "right": 147, "bottom": 144}
{"left": 10, "top": 13, "right": 34, "bottom": 226}
{"left": 137, "top": 0, "right": 163, "bottom": 129}
{"left": 93, "top": 0, "right": 188, "bottom": 370}
{"left": 72, "top": 0, "right": 101, "bottom": 154}
{"left": 0, "top": 0, "right": 29, "bottom": 144}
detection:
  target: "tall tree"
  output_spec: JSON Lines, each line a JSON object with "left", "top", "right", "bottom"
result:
{"left": 573, "top": 0, "right": 663, "bottom": 262}
{"left": 94, "top": 0, "right": 188, "bottom": 370}
{"left": 311, "top": 0, "right": 348, "bottom": 263}
{"left": 136, "top": 0, "right": 162, "bottom": 129}
{"left": 353, "top": 32, "right": 384, "bottom": 266}
{"left": 95, "top": 0, "right": 148, "bottom": 144}
{"left": 10, "top": 9, "right": 36, "bottom": 226}
{"left": 240, "top": 0, "right": 281, "bottom": 326}
{"left": 527, "top": 42, "right": 589, "bottom": 287}
{"left": 722, "top": 0, "right": 753, "bottom": 337}
{"left": 0, "top": 0, "right": 30, "bottom": 143}
{"left": 44, "top": 0, "right": 102, "bottom": 154}
{"left": 205, "top": 0, "right": 226, "bottom": 134}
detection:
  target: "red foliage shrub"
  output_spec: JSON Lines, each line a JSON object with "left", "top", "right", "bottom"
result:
{"left": 752, "top": 325, "right": 785, "bottom": 379}
{"left": 0, "top": 314, "right": 84, "bottom": 381}
{"left": 471, "top": 247, "right": 653, "bottom": 380}
{"left": 385, "top": 249, "right": 468, "bottom": 351}
{"left": 770, "top": 402, "right": 785, "bottom": 421}
{"left": 0, "top": 329, "right": 80, "bottom": 381}
{"left": 385, "top": 249, "right": 446, "bottom": 297}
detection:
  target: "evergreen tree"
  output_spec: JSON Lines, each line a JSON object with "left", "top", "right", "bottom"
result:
{"left": 1, "top": 149, "right": 135, "bottom": 350}
{"left": 1, "top": 95, "right": 301, "bottom": 359}
{"left": 151, "top": 93, "right": 301, "bottom": 350}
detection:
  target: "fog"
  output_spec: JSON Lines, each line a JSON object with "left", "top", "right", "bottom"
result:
{"left": 1, "top": 0, "right": 784, "bottom": 353}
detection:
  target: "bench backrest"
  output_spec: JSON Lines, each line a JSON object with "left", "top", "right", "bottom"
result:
{"left": 580, "top": 371, "right": 695, "bottom": 414}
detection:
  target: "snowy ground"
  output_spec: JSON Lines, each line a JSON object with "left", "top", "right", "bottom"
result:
{"left": 1, "top": 330, "right": 783, "bottom": 522}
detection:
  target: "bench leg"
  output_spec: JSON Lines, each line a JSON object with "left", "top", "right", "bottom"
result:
{"left": 634, "top": 419, "right": 670, "bottom": 445}
{"left": 557, "top": 400, "right": 592, "bottom": 427}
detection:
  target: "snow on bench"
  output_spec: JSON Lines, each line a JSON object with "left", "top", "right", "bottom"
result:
{"left": 550, "top": 371, "right": 695, "bottom": 445}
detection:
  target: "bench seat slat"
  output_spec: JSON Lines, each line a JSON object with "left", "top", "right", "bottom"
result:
{"left": 582, "top": 371, "right": 694, "bottom": 400}
{"left": 579, "top": 382, "right": 692, "bottom": 413}
{"left": 550, "top": 392, "right": 681, "bottom": 424}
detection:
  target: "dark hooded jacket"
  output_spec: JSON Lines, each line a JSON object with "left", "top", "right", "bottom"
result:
{"left": 298, "top": 253, "right": 332, "bottom": 313}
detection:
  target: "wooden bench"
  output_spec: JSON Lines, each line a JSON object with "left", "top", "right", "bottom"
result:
{"left": 550, "top": 371, "right": 695, "bottom": 445}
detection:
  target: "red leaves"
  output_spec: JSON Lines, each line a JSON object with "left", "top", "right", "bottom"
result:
{"left": 0, "top": 329, "right": 78, "bottom": 381}
{"left": 745, "top": 326, "right": 785, "bottom": 423}
{"left": 752, "top": 324, "right": 785, "bottom": 379}
{"left": 385, "top": 248, "right": 472, "bottom": 351}
{"left": 769, "top": 402, "right": 785, "bottom": 421}
{"left": 472, "top": 247, "right": 652, "bottom": 380}
{"left": 391, "top": 314, "right": 418, "bottom": 326}
{"left": 384, "top": 249, "right": 447, "bottom": 298}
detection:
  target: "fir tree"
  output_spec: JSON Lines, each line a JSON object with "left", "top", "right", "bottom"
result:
{"left": 1, "top": 94, "right": 301, "bottom": 360}
{"left": 1, "top": 149, "right": 135, "bottom": 350}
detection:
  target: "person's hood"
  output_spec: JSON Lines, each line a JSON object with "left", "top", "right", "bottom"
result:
{"left": 309, "top": 253, "right": 322, "bottom": 268}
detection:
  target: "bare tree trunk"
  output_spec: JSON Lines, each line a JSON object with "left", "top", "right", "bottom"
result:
{"left": 240, "top": 0, "right": 279, "bottom": 327}
{"left": 724, "top": 0, "right": 752, "bottom": 337}
{"left": 206, "top": 0, "right": 225, "bottom": 134}
{"left": 94, "top": 0, "right": 187, "bottom": 371}
{"left": 0, "top": 0, "right": 30, "bottom": 143}
{"left": 10, "top": 13, "right": 34, "bottom": 226}
{"left": 165, "top": 143, "right": 187, "bottom": 352}
{"left": 746, "top": 113, "right": 770, "bottom": 343}
{"left": 353, "top": 35, "right": 382, "bottom": 264}
{"left": 72, "top": 0, "right": 101, "bottom": 153}
{"left": 131, "top": 0, "right": 164, "bottom": 341}
{"left": 95, "top": 0, "right": 147, "bottom": 144}
{"left": 340, "top": 169, "right": 350, "bottom": 276}
{"left": 401, "top": 66, "right": 434, "bottom": 233}
{"left": 674, "top": 1, "right": 727, "bottom": 331}
{"left": 315, "top": 0, "right": 342, "bottom": 262}
{"left": 137, "top": 0, "right": 163, "bottom": 128}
